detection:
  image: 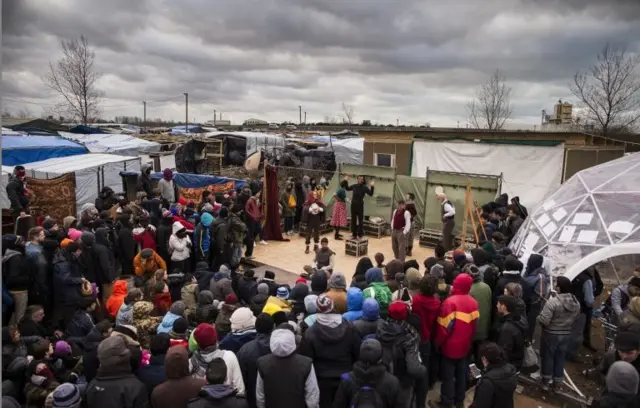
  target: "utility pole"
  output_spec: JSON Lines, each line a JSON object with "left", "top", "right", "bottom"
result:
{"left": 184, "top": 93, "right": 189, "bottom": 133}
{"left": 299, "top": 105, "right": 302, "bottom": 125}
{"left": 396, "top": 118, "right": 399, "bottom": 126}
{"left": 142, "top": 101, "right": 146, "bottom": 128}
{"left": 304, "top": 111, "right": 307, "bottom": 124}
{"left": 214, "top": 109, "right": 217, "bottom": 124}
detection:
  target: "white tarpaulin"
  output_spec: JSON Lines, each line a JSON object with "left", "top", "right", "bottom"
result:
{"left": 510, "top": 152, "right": 640, "bottom": 281}
{"left": 59, "top": 132, "right": 161, "bottom": 157}
{"left": 411, "top": 140, "right": 565, "bottom": 207}
{"left": 0, "top": 153, "right": 140, "bottom": 213}
{"left": 319, "top": 137, "right": 364, "bottom": 164}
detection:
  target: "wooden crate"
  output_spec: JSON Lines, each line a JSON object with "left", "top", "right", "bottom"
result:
{"left": 345, "top": 237, "right": 368, "bottom": 257}
{"left": 346, "top": 218, "right": 390, "bottom": 238}
{"left": 203, "top": 139, "right": 223, "bottom": 156}
{"left": 204, "top": 155, "right": 223, "bottom": 174}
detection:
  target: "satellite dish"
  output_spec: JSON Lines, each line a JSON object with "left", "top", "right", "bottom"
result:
{"left": 244, "top": 151, "right": 262, "bottom": 175}
{"left": 434, "top": 186, "right": 444, "bottom": 196}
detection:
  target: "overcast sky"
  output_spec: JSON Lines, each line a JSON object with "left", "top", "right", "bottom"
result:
{"left": 3, "top": 0, "right": 640, "bottom": 126}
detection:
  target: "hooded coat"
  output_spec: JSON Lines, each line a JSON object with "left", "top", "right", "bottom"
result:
{"left": 376, "top": 318, "right": 426, "bottom": 387}
{"left": 537, "top": 293, "right": 580, "bottom": 336}
{"left": 353, "top": 298, "right": 381, "bottom": 338}
{"left": 132, "top": 301, "right": 162, "bottom": 349}
{"left": 435, "top": 274, "right": 479, "bottom": 359}
{"left": 618, "top": 297, "right": 640, "bottom": 334}
{"left": 187, "top": 384, "right": 249, "bottom": 408}
{"left": 117, "top": 217, "right": 136, "bottom": 276}
{"left": 106, "top": 280, "right": 128, "bottom": 318}
{"left": 496, "top": 313, "right": 528, "bottom": 370}
{"left": 237, "top": 275, "right": 259, "bottom": 305}
{"left": 343, "top": 288, "right": 364, "bottom": 321}
{"left": 151, "top": 347, "right": 206, "bottom": 408}
{"left": 195, "top": 291, "right": 218, "bottom": 324}
{"left": 188, "top": 346, "right": 245, "bottom": 395}
{"left": 52, "top": 247, "right": 85, "bottom": 307}
{"left": 237, "top": 333, "right": 272, "bottom": 408}
{"left": 94, "top": 227, "right": 117, "bottom": 286}
{"left": 471, "top": 362, "right": 518, "bottom": 408}
{"left": 169, "top": 222, "right": 192, "bottom": 262}
{"left": 411, "top": 292, "right": 441, "bottom": 343}
{"left": 210, "top": 272, "right": 234, "bottom": 302}
{"left": 333, "top": 358, "right": 402, "bottom": 408}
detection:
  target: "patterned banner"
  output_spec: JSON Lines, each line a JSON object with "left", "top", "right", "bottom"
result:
{"left": 27, "top": 173, "right": 77, "bottom": 222}
{"left": 179, "top": 181, "right": 235, "bottom": 204}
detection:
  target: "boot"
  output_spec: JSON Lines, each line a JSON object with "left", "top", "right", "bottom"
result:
{"left": 406, "top": 246, "right": 412, "bottom": 257}
{"left": 313, "top": 244, "right": 319, "bottom": 252}
{"left": 305, "top": 245, "right": 310, "bottom": 254}
{"left": 334, "top": 232, "right": 343, "bottom": 240}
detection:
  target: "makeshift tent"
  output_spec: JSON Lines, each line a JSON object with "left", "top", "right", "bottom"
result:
{"left": 1, "top": 135, "right": 88, "bottom": 166}
{"left": 510, "top": 152, "right": 640, "bottom": 282}
{"left": 68, "top": 125, "right": 102, "bottom": 134}
{"left": 59, "top": 132, "right": 161, "bottom": 156}
{"left": 411, "top": 140, "right": 565, "bottom": 207}
{"left": 0, "top": 153, "right": 140, "bottom": 212}
{"left": 319, "top": 137, "right": 363, "bottom": 164}
{"left": 170, "top": 125, "right": 206, "bottom": 135}
{"left": 206, "top": 132, "right": 285, "bottom": 166}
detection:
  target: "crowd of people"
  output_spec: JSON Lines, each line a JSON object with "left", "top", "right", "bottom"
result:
{"left": 3, "top": 166, "right": 640, "bottom": 408}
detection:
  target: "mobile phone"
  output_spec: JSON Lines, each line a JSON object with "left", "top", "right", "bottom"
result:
{"left": 469, "top": 363, "right": 482, "bottom": 379}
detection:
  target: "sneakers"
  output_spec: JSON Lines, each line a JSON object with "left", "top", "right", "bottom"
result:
{"left": 259, "top": 240, "right": 268, "bottom": 246}
{"left": 244, "top": 255, "right": 254, "bottom": 261}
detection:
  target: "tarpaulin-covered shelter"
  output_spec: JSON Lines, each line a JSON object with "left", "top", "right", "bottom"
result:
{"left": 0, "top": 153, "right": 141, "bottom": 210}
{"left": 510, "top": 152, "right": 640, "bottom": 282}
{"left": 68, "top": 125, "right": 102, "bottom": 134}
{"left": 318, "top": 137, "right": 363, "bottom": 164}
{"left": 3, "top": 118, "right": 67, "bottom": 135}
{"left": 59, "top": 132, "right": 161, "bottom": 157}
{"left": 170, "top": 125, "right": 207, "bottom": 135}
{"left": 1, "top": 134, "right": 88, "bottom": 166}
{"left": 206, "top": 131, "right": 285, "bottom": 166}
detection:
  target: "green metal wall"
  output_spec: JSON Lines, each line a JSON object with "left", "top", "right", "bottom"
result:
{"left": 394, "top": 175, "right": 427, "bottom": 228}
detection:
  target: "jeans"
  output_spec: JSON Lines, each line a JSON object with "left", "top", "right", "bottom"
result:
{"left": 230, "top": 246, "right": 242, "bottom": 267}
{"left": 414, "top": 342, "right": 431, "bottom": 408}
{"left": 440, "top": 356, "right": 467, "bottom": 406}
{"left": 351, "top": 204, "right": 364, "bottom": 237}
{"left": 254, "top": 221, "right": 265, "bottom": 241}
{"left": 284, "top": 216, "right": 295, "bottom": 232}
{"left": 540, "top": 331, "right": 571, "bottom": 382}
{"left": 391, "top": 229, "right": 407, "bottom": 262}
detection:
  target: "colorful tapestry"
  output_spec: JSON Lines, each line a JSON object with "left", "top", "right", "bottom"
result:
{"left": 179, "top": 181, "right": 235, "bottom": 205}
{"left": 27, "top": 173, "right": 77, "bottom": 222}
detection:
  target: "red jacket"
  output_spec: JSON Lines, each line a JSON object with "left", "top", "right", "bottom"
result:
{"left": 169, "top": 338, "right": 189, "bottom": 348}
{"left": 245, "top": 198, "right": 261, "bottom": 222}
{"left": 411, "top": 293, "right": 441, "bottom": 342}
{"left": 134, "top": 229, "right": 157, "bottom": 251}
{"left": 435, "top": 274, "right": 479, "bottom": 359}
{"left": 172, "top": 215, "right": 195, "bottom": 231}
{"left": 153, "top": 291, "right": 172, "bottom": 315}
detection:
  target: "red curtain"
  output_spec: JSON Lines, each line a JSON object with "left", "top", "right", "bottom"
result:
{"left": 262, "top": 165, "right": 288, "bottom": 241}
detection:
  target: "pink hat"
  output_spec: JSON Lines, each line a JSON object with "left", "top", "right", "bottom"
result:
{"left": 67, "top": 228, "right": 82, "bottom": 241}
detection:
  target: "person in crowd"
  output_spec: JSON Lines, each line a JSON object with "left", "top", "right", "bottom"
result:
{"left": 6, "top": 165, "right": 29, "bottom": 217}
{"left": 404, "top": 192, "right": 418, "bottom": 256}
{"left": 300, "top": 294, "right": 360, "bottom": 408}
{"left": 393, "top": 267, "right": 421, "bottom": 302}
{"left": 505, "top": 205, "right": 524, "bottom": 244}
{"left": 52, "top": 242, "right": 87, "bottom": 330}
{"left": 465, "top": 264, "right": 492, "bottom": 364}
{"left": 195, "top": 290, "right": 219, "bottom": 325}
{"left": 49, "top": 383, "right": 83, "bottom": 408}
{"left": 132, "top": 301, "right": 162, "bottom": 349}
{"left": 329, "top": 186, "right": 348, "bottom": 241}
{"left": 257, "top": 325, "right": 320, "bottom": 408}
{"left": 435, "top": 273, "right": 479, "bottom": 408}
{"left": 137, "top": 332, "right": 170, "bottom": 395}
{"left": 290, "top": 281, "right": 310, "bottom": 319}
{"left": 378, "top": 301, "right": 426, "bottom": 408}
{"left": 116, "top": 214, "right": 137, "bottom": 276}
{"left": 384, "top": 259, "right": 404, "bottom": 293}
{"left": 470, "top": 342, "right": 518, "bottom": 408}
{"left": 219, "top": 307, "right": 257, "bottom": 353}
{"left": 169, "top": 317, "right": 190, "bottom": 348}
{"left": 343, "top": 287, "right": 364, "bottom": 321}
{"left": 85, "top": 336, "right": 148, "bottom": 408}
{"left": 302, "top": 190, "right": 326, "bottom": 254}
{"left": 210, "top": 207, "right": 231, "bottom": 269}
{"left": 157, "top": 301, "right": 187, "bottom": 334}
{"left": 314, "top": 237, "right": 336, "bottom": 272}
{"left": 26, "top": 227, "right": 50, "bottom": 316}
{"left": 24, "top": 339, "right": 60, "bottom": 408}
{"left": 495, "top": 257, "right": 525, "bottom": 304}
{"left": 95, "top": 186, "right": 119, "bottom": 212}
{"left": 158, "top": 168, "right": 179, "bottom": 203}
{"left": 228, "top": 204, "right": 248, "bottom": 265}
{"left": 503, "top": 283, "right": 526, "bottom": 318}
{"left": 189, "top": 323, "right": 245, "bottom": 395}
{"left": 341, "top": 175, "right": 374, "bottom": 240}
{"left": 194, "top": 261, "right": 215, "bottom": 292}
{"left": 194, "top": 212, "right": 214, "bottom": 263}
{"left": 496, "top": 295, "right": 527, "bottom": 371}
{"left": 136, "top": 163, "right": 154, "bottom": 198}
{"left": 117, "top": 288, "right": 143, "bottom": 327}
{"left": 390, "top": 198, "right": 412, "bottom": 262}
{"left": 180, "top": 273, "right": 199, "bottom": 316}
{"left": 597, "top": 361, "right": 639, "bottom": 408}
{"left": 430, "top": 264, "right": 451, "bottom": 301}
{"left": 522, "top": 254, "right": 549, "bottom": 341}
{"left": 216, "top": 294, "right": 240, "bottom": 338}
{"left": 250, "top": 283, "right": 270, "bottom": 317}
{"left": 188, "top": 358, "right": 249, "bottom": 408}
{"left": 67, "top": 298, "right": 97, "bottom": 339}
{"left": 133, "top": 214, "right": 157, "bottom": 251}
{"left": 363, "top": 267, "right": 393, "bottom": 315}
{"left": 237, "top": 313, "right": 274, "bottom": 408}
{"left": 572, "top": 268, "right": 599, "bottom": 352}
{"left": 325, "top": 273, "right": 348, "bottom": 314}
{"left": 619, "top": 295, "right": 640, "bottom": 334}
{"left": 265, "top": 287, "right": 292, "bottom": 314}
{"left": 211, "top": 265, "right": 234, "bottom": 302}
{"left": 510, "top": 196, "right": 528, "bottom": 219}
{"left": 151, "top": 346, "right": 206, "bottom": 408}
{"left": 596, "top": 331, "right": 640, "bottom": 392}
{"left": 169, "top": 222, "right": 192, "bottom": 273}
{"left": 353, "top": 257, "right": 374, "bottom": 286}
{"left": 301, "top": 294, "right": 319, "bottom": 332}
{"left": 2, "top": 234, "right": 30, "bottom": 326}
{"left": 537, "top": 276, "right": 580, "bottom": 391}
{"left": 373, "top": 252, "right": 385, "bottom": 269}
{"left": 608, "top": 277, "right": 640, "bottom": 320}
{"left": 106, "top": 280, "right": 129, "bottom": 319}
{"left": 157, "top": 210, "right": 174, "bottom": 266}
{"left": 333, "top": 338, "right": 402, "bottom": 408}
{"left": 469, "top": 248, "right": 497, "bottom": 291}
{"left": 280, "top": 182, "right": 297, "bottom": 236}
{"left": 93, "top": 227, "right": 117, "bottom": 302}
{"left": 237, "top": 270, "right": 258, "bottom": 305}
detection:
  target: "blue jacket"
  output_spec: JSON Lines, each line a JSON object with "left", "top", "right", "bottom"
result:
{"left": 343, "top": 287, "right": 364, "bottom": 321}
{"left": 194, "top": 214, "right": 213, "bottom": 257}
{"left": 136, "top": 354, "right": 166, "bottom": 396}
{"left": 219, "top": 330, "right": 257, "bottom": 354}
{"left": 157, "top": 312, "right": 182, "bottom": 334}
{"left": 66, "top": 310, "right": 95, "bottom": 339}
{"left": 52, "top": 249, "right": 85, "bottom": 306}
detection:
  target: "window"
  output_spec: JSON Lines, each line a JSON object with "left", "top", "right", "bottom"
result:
{"left": 374, "top": 153, "right": 395, "bottom": 167}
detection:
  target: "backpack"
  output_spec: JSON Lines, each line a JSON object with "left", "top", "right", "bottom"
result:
{"left": 380, "top": 338, "right": 407, "bottom": 378}
{"left": 593, "top": 267, "right": 604, "bottom": 298}
{"left": 341, "top": 373, "right": 384, "bottom": 408}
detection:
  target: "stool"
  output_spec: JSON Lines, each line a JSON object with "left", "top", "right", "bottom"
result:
{"left": 345, "top": 237, "right": 368, "bottom": 257}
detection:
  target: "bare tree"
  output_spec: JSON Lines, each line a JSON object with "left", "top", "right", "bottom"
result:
{"left": 341, "top": 102, "right": 355, "bottom": 128}
{"left": 571, "top": 44, "right": 640, "bottom": 135}
{"left": 43, "top": 36, "right": 103, "bottom": 124}
{"left": 467, "top": 69, "right": 513, "bottom": 130}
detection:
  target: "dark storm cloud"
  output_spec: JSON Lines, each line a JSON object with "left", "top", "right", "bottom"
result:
{"left": 2, "top": 0, "right": 639, "bottom": 125}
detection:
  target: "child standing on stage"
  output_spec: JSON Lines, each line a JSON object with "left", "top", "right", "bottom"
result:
{"left": 330, "top": 187, "right": 348, "bottom": 240}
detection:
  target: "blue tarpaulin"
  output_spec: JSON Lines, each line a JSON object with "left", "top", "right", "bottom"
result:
{"left": 1, "top": 135, "right": 89, "bottom": 166}
{"left": 120, "top": 171, "right": 245, "bottom": 189}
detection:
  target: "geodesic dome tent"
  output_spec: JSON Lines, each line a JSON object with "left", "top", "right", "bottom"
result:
{"left": 510, "top": 152, "right": 640, "bottom": 282}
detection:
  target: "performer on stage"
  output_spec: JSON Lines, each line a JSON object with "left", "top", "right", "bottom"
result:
{"left": 330, "top": 187, "right": 348, "bottom": 240}
{"left": 341, "top": 175, "right": 374, "bottom": 240}
{"left": 437, "top": 192, "right": 456, "bottom": 251}
{"left": 405, "top": 193, "right": 417, "bottom": 256}
{"left": 302, "top": 190, "right": 326, "bottom": 254}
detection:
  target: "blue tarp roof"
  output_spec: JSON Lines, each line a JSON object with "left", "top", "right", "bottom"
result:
{"left": 1, "top": 135, "right": 89, "bottom": 166}
{"left": 120, "top": 171, "right": 245, "bottom": 189}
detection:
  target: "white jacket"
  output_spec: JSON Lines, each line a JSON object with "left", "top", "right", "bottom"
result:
{"left": 189, "top": 348, "right": 245, "bottom": 396}
{"left": 169, "top": 222, "right": 191, "bottom": 261}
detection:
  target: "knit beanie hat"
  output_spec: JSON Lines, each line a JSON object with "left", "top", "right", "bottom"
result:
{"left": 172, "top": 317, "right": 189, "bottom": 335}
{"left": 295, "top": 277, "right": 308, "bottom": 285}
{"left": 360, "top": 339, "right": 383, "bottom": 364}
{"left": 80, "top": 232, "right": 95, "bottom": 247}
{"left": 365, "top": 267, "right": 384, "bottom": 285}
{"left": 304, "top": 294, "right": 318, "bottom": 314}
{"left": 606, "top": 361, "right": 639, "bottom": 395}
{"left": 230, "top": 307, "right": 257, "bottom": 332}
{"left": 257, "top": 283, "right": 270, "bottom": 295}
{"left": 170, "top": 301, "right": 186, "bottom": 316}
{"left": 98, "top": 336, "right": 131, "bottom": 368}
{"left": 193, "top": 323, "right": 218, "bottom": 349}
{"left": 225, "top": 293, "right": 238, "bottom": 305}
{"left": 111, "top": 325, "right": 139, "bottom": 345}
{"left": 614, "top": 331, "right": 640, "bottom": 352}
{"left": 67, "top": 228, "right": 82, "bottom": 241}
{"left": 141, "top": 248, "right": 154, "bottom": 259}
{"left": 255, "top": 313, "right": 275, "bottom": 334}
{"left": 328, "top": 273, "right": 347, "bottom": 290}
{"left": 316, "top": 294, "right": 334, "bottom": 314}
{"left": 430, "top": 264, "right": 445, "bottom": 280}
{"left": 276, "top": 286, "right": 289, "bottom": 300}
{"left": 42, "top": 218, "right": 57, "bottom": 231}
{"left": 388, "top": 301, "right": 409, "bottom": 321}
{"left": 54, "top": 341, "right": 72, "bottom": 357}
{"left": 52, "top": 383, "right": 82, "bottom": 408}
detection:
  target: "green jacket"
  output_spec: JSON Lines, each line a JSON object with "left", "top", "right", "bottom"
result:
{"left": 280, "top": 192, "right": 296, "bottom": 217}
{"left": 469, "top": 281, "right": 492, "bottom": 341}
{"left": 228, "top": 213, "right": 247, "bottom": 247}
{"left": 363, "top": 282, "right": 393, "bottom": 311}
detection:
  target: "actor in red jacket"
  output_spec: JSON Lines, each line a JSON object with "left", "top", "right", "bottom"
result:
{"left": 435, "top": 273, "right": 479, "bottom": 408}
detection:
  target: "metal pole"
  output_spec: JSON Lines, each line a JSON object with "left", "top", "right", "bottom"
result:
{"left": 184, "top": 93, "right": 189, "bottom": 132}
{"left": 142, "top": 101, "right": 146, "bottom": 128}
{"left": 214, "top": 109, "right": 216, "bottom": 124}
{"left": 304, "top": 111, "right": 307, "bottom": 124}
{"left": 299, "top": 105, "right": 302, "bottom": 125}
